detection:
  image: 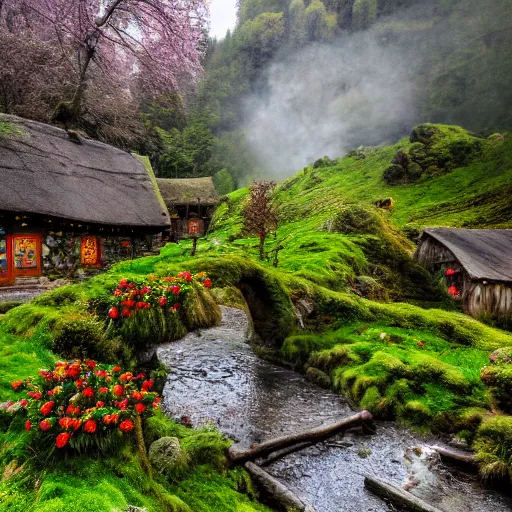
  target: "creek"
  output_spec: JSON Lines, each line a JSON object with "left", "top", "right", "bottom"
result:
{"left": 157, "top": 307, "right": 512, "bottom": 512}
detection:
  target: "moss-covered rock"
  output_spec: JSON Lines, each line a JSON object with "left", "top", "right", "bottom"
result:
{"left": 148, "top": 437, "right": 189, "bottom": 477}
{"left": 305, "top": 366, "right": 331, "bottom": 388}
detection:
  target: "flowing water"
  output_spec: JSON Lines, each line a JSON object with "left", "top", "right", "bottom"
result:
{"left": 157, "top": 307, "right": 512, "bottom": 512}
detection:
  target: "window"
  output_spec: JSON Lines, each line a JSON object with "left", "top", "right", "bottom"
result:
{"left": 13, "top": 236, "right": 38, "bottom": 269}
{"left": 81, "top": 237, "right": 100, "bottom": 266}
{"left": 188, "top": 219, "right": 200, "bottom": 235}
{"left": 0, "top": 227, "right": 7, "bottom": 279}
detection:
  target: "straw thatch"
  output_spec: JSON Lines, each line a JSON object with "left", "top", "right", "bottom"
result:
{"left": 0, "top": 114, "right": 170, "bottom": 229}
{"left": 156, "top": 177, "right": 220, "bottom": 208}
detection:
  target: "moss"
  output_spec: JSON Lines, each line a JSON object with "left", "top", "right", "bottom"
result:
{"left": 305, "top": 367, "right": 331, "bottom": 388}
{"left": 474, "top": 415, "right": 512, "bottom": 482}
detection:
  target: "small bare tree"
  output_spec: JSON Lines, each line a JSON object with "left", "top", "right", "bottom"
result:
{"left": 243, "top": 181, "right": 278, "bottom": 261}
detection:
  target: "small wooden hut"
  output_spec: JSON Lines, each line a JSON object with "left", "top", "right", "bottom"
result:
{"left": 156, "top": 177, "right": 220, "bottom": 240}
{"left": 414, "top": 227, "right": 512, "bottom": 321}
{"left": 0, "top": 114, "right": 169, "bottom": 286}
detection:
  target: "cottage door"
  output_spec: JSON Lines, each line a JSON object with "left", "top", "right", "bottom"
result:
{"left": 0, "top": 227, "right": 13, "bottom": 285}
{"left": 11, "top": 234, "right": 42, "bottom": 280}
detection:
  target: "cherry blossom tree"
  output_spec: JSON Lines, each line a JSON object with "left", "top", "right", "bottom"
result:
{"left": 0, "top": 0, "right": 207, "bottom": 137}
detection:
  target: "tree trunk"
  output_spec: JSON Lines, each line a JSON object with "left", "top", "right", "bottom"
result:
{"left": 259, "top": 232, "right": 265, "bottom": 260}
{"left": 134, "top": 415, "right": 153, "bottom": 477}
{"left": 364, "top": 476, "right": 444, "bottom": 512}
{"left": 228, "top": 411, "right": 373, "bottom": 464}
{"left": 191, "top": 236, "right": 198, "bottom": 256}
{"left": 245, "top": 462, "right": 316, "bottom": 512}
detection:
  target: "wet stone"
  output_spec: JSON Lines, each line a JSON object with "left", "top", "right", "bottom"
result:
{"left": 157, "top": 307, "right": 512, "bottom": 512}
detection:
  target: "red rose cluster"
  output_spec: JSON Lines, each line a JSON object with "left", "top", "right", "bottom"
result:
{"left": 108, "top": 271, "right": 212, "bottom": 321}
{"left": 9, "top": 361, "right": 160, "bottom": 451}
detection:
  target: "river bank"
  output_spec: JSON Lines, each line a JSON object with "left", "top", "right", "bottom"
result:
{"left": 157, "top": 306, "right": 512, "bottom": 512}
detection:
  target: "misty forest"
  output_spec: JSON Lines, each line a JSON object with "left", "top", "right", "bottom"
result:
{"left": 0, "top": 0, "right": 512, "bottom": 511}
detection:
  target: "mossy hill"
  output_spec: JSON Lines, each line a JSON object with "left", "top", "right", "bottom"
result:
{"left": 2, "top": 123, "right": 512, "bottom": 506}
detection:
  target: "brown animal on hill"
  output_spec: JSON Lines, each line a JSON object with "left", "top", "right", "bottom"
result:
{"left": 374, "top": 197, "right": 394, "bottom": 211}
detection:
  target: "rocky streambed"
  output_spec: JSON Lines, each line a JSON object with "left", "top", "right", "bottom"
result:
{"left": 157, "top": 306, "right": 512, "bottom": 512}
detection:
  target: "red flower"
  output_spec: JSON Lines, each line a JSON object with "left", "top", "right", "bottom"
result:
{"left": 170, "top": 285, "right": 181, "bottom": 295}
{"left": 113, "top": 384, "right": 124, "bottom": 396}
{"left": 98, "top": 387, "right": 109, "bottom": 393}
{"left": 25, "top": 420, "right": 31, "bottom": 431}
{"left": 173, "top": 303, "right": 180, "bottom": 310}
{"left": 117, "top": 398, "right": 129, "bottom": 411}
{"left": 59, "top": 417, "right": 74, "bottom": 430}
{"left": 19, "top": 399, "right": 28, "bottom": 407}
{"left": 112, "top": 366, "right": 121, "bottom": 372}
{"left": 127, "top": 283, "right": 135, "bottom": 290}
{"left": 135, "top": 403, "right": 146, "bottom": 414}
{"left": 119, "top": 419, "right": 134, "bottom": 432}
{"left": 108, "top": 307, "right": 119, "bottom": 319}
{"left": 86, "top": 361, "right": 96, "bottom": 370}
{"left": 71, "top": 419, "right": 81, "bottom": 431}
{"left": 121, "top": 309, "right": 131, "bottom": 318}
{"left": 447, "top": 285, "right": 460, "bottom": 297}
{"left": 142, "top": 380, "right": 153, "bottom": 392}
{"left": 120, "top": 372, "right": 133, "bottom": 382}
{"left": 119, "top": 279, "right": 128, "bottom": 288}
{"left": 47, "top": 390, "right": 54, "bottom": 396}
{"left": 95, "top": 370, "right": 107, "bottom": 378}
{"left": 113, "top": 289, "right": 122, "bottom": 297}
{"left": 83, "top": 387, "right": 94, "bottom": 398}
{"left": 66, "top": 405, "right": 80, "bottom": 415}
{"left": 178, "top": 271, "right": 192, "bottom": 282}
{"left": 11, "top": 380, "right": 23, "bottom": 391}
{"left": 153, "top": 397, "right": 161, "bottom": 407}
{"left": 40, "top": 419, "right": 52, "bottom": 431}
{"left": 66, "top": 363, "right": 81, "bottom": 378}
{"left": 158, "top": 297, "right": 168, "bottom": 307}
{"left": 103, "top": 414, "right": 119, "bottom": 425}
{"left": 96, "top": 400, "right": 105, "bottom": 408}
{"left": 141, "top": 286, "right": 151, "bottom": 294}
{"left": 27, "top": 391, "right": 42, "bottom": 400}
{"left": 84, "top": 419, "right": 97, "bottom": 434}
{"left": 40, "top": 401, "right": 54, "bottom": 416}
{"left": 445, "top": 268, "right": 456, "bottom": 276}
{"left": 131, "top": 391, "right": 143, "bottom": 401}
{"left": 56, "top": 432, "right": 71, "bottom": 448}
{"left": 203, "top": 278, "right": 212, "bottom": 288}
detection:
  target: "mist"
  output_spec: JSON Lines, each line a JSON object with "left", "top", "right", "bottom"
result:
{"left": 244, "top": 33, "right": 422, "bottom": 176}
{"left": 242, "top": 0, "right": 512, "bottom": 179}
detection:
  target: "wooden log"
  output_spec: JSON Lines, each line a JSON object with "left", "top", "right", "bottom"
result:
{"left": 258, "top": 441, "right": 313, "bottom": 466}
{"left": 245, "top": 462, "right": 316, "bottom": 512}
{"left": 364, "top": 475, "right": 445, "bottom": 512}
{"left": 229, "top": 410, "right": 373, "bottom": 464}
{"left": 431, "top": 445, "right": 477, "bottom": 472}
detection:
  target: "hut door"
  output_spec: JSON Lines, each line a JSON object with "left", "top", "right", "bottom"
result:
{"left": 12, "top": 234, "right": 42, "bottom": 279}
{"left": 0, "top": 227, "right": 12, "bottom": 285}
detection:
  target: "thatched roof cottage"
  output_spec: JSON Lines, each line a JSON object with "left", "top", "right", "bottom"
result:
{"left": 414, "top": 227, "right": 512, "bottom": 321}
{"left": 156, "top": 177, "right": 220, "bottom": 239}
{"left": 0, "top": 114, "right": 169, "bottom": 285}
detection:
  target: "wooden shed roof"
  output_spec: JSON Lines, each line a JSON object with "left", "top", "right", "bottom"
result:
{"left": 0, "top": 114, "right": 170, "bottom": 229}
{"left": 422, "top": 227, "right": 512, "bottom": 282}
{"left": 156, "top": 177, "right": 220, "bottom": 207}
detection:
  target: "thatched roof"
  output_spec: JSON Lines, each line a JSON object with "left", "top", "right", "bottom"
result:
{"left": 0, "top": 114, "right": 170, "bottom": 229}
{"left": 156, "top": 177, "right": 220, "bottom": 207}
{"left": 422, "top": 227, "right": 512, "bottom": 282}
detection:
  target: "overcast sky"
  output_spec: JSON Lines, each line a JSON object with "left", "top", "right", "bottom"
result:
{"left": 208, "top": 0, "right": 237, "bottom": 39}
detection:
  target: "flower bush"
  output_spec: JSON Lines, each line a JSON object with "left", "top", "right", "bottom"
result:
{"left": 4, "top": 360, "right": 160, "bottom": 452}
{"left": 107, "top": 272, "right": 212, "bottom": 321}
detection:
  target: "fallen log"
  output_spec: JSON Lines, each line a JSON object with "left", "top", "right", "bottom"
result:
{"left": 364, "top": 475, "right": 445, "bottom": 512}
{"left": 245, "top": 462, "right": 316, "bottom": 512}
{"left": 229, "top": 410, "right": 373, "bottom": 464}
{"left": 432, "top": 445, "right": 477, "bottom": 472}
{"left": 258, "top": 441, "right": 313, "bottom": 466}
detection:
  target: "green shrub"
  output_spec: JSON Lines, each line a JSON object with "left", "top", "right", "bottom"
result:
{"left": 474, "top": 415, "right": 512, "bottom": 481}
